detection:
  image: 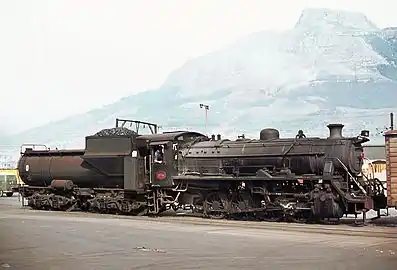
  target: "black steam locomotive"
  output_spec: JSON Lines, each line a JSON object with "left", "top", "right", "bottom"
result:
{"left": 15, "top": 119, "right": 387, "bottom": 224}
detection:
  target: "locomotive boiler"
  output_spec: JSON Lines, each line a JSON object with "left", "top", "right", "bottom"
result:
{"left": 15, "top": 119, "right": 387, "bottom": 224}
{"left": 180, "top": 124, "right": 365, "bottom": 178}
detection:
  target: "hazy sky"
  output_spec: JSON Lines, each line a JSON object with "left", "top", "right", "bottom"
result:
{"left": 0, "top": 0, "right": 396, "bottom": 134}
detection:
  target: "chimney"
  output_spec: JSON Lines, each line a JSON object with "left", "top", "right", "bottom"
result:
{"left": 327, "top": 124, "right": 344, "bottom": 139}
{"left": 217, "top": 134, "right": 221, "bottom": 140}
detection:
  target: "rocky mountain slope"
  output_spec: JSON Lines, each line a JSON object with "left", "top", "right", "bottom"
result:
{"left": 2, "top": 8, "right": 397, "bottom": 159}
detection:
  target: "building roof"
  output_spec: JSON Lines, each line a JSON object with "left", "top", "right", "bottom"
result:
{"left": 363, "top": 145, "right": 385, "bottom": 160}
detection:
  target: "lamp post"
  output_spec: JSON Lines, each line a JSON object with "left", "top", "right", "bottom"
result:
{"left": 199, "top": 103, "right": 209, "bottom": 134}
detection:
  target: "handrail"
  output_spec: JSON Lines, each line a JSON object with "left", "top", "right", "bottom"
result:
{"left": 329, "top": 157, "right": 367, "bottom": 195}
{"left": 20, "top": 144, "right": 49, "bottom": 154}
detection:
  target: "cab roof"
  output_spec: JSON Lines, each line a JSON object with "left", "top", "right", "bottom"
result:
{"left": 137, "top": 131, "right": 206, "bottom": 142}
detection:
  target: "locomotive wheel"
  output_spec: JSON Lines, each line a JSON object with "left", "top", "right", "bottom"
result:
{"left": 230, "top": 192, "right": 255, "bottom": 220}
{"left": 204, "top": 192, "right": 230, "bottom": 219}
{"left": 192, "top": 193, "right": 205, "bottom": 214}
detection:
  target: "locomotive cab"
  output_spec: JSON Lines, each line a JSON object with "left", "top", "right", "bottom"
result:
{"left": 138, "top": 131, "right": 208, "bottom": 189}
{"left": 148, "top": 141, "right": 175, "bottom": 187}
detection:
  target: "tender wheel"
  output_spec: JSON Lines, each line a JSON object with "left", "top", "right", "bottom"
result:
{"left": 6, "top": 192, "right": 13, "bottom": 197}
{"left": 204, "top": 192, "right": 229, "bottom": 219}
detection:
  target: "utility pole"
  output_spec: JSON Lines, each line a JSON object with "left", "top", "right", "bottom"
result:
{"left": 199, "top": 103, "right": 210, "bottom": 134}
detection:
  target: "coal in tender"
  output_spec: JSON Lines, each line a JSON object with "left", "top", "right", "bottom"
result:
{"left": 93, "top": 127, "right": 138, "bottom": 137}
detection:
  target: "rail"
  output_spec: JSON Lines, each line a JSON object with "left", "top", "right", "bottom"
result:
{"left": 361, "top": 170, "right": 386, "bottom": 195}
{"left": 20, "top": 144, "right": 49, "bottom": 154}
{"left": 115, "top": 118, "right": 158, "bottom": 134}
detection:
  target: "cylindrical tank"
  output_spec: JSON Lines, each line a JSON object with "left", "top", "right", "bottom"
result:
{"left": 17, "top": 150, "right": 123, "bottom": 188}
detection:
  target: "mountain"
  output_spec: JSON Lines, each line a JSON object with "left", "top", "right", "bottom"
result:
{"left": 2, "top": 8, "right": 397, "bottom": 160}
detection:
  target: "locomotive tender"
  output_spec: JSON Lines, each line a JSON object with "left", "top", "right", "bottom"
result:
{"left": 16, "top": 119, "right": 387, "bottom": 223}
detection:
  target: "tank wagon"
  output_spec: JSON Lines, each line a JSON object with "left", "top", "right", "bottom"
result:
{"left": 15, "top": 119, "right": 387, "bottom": 224}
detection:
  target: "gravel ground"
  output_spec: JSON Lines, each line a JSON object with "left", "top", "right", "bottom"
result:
{"left": 1, "top": 195, "right": 397, "bottom": 270}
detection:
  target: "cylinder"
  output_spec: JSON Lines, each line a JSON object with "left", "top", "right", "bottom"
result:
{"left": 51, "top": 179, "right": 74, "bottom": 190}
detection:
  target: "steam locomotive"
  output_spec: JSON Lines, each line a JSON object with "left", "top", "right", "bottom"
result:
{"left": 15, "top": 119, "right": 387, "bottom": 224}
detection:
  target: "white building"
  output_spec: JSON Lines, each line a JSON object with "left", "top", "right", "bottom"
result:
{"left": 0, "top": 154, "right": 16, "bottom": 169}
{"left": 362, "top": 145, "right": 387, "bottom": 194}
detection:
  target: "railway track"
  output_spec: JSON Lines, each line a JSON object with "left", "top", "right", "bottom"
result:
{"left": 155, "top": 214, "right": 397, "bottom": 238}
{"left": 3, "top": 196, "right": 397, "bottom": 238}
{"left": 4, "top": 207, "right": 397, "bottom": 239}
